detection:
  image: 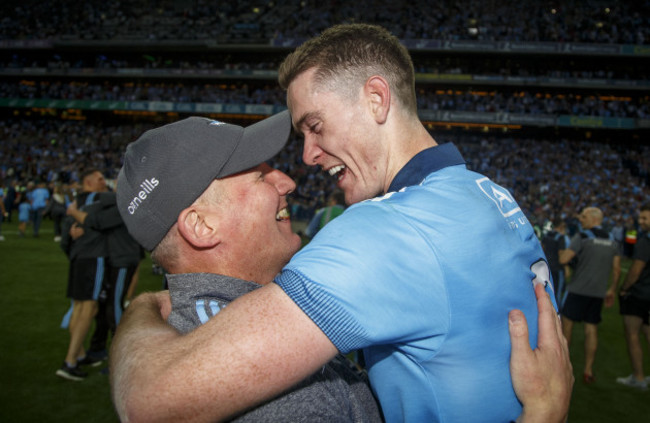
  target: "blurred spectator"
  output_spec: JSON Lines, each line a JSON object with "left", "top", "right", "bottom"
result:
{"left": 17, "top": 194, "right": 31, "bottom": 237}
{"left": 29, "top": 180, "right": 50, "bottom": 237}
{"left": 305, "top": 190, "right": 346, "bottom": 239}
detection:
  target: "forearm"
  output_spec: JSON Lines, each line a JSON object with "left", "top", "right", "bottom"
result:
{"left": 68, "top": 208, "right": 87, "bottom": 224}
{"left": 110, "top": 284, "right": 337, "bottom": 423}
{"left": 86, "top": 206, "right": 124, "bottom": 231}
{"left": 621, "top": 265, "right": 642, "bottom": 291}
{"left": 110, "top": 293, "right": 181, "bottom": 422}
{"left": 609, "top": 272, "right": 621, "bottom": 292}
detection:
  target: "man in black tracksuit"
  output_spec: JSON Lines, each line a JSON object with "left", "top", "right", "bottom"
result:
{"left": 57, "top": 169, "right": 109, "bottom": 381}
{"left": 66, "top": 191, "right": 143, "bottom": 364}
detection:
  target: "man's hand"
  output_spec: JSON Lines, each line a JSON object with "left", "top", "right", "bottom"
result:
{"left": 69, "top": 223, "right": 84, "bottom": 240}
{"left": 509, "top": 283, "right": 574, "bottom": 423}
{"left": 66, "top": 201, "right": 78, "bottom": 216}
{"left": 604, "top": 288, "right": 616, "bottom": 308}
{"left": 67, "top": 202, "right": 88, "bottom": 224}
{"left": 151, "top": 290, "right": 172, "bottom": 320}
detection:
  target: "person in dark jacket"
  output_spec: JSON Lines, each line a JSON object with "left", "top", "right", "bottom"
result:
{"left": 56, "top": 168, "right": 109, "bottom": 381}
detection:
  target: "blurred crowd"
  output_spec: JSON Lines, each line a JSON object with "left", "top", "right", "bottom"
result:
{"left": 1, "top": 118, "right": 648, "bottom": 237}
{"left": 1, "top": 0, "right": 649, "bottom": 244}
{"left": 2, "top": 52, "right": 648, "bottom": 83}
{"left": 1, "top": 79, "right": 648, "bottom": 119}
{"left": 1, "top": 0, "right": 648, "bottom": 45}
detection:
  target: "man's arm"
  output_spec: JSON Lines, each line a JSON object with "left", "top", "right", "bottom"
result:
{"left": 620, "top": 259, "right": 646, "bottom": 295}
{"left": 604, "top": 255, "right": 622, "bottom": 307}
{"left": 110, "top": 283, "right": 338, "bottom": 423}
{"left": 112, "top": 280, "right": 575, "bottom": 422}
{"left": 66, "top": 201, "right": 87, "bottom": 225}
{"left": 509, "top": 283, "right": 574, "bottom": 423}
{"left": 558, "top": 249, "right": 575, "bottom": 265}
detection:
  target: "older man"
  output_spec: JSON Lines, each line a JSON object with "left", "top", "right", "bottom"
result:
{"left": 112, "top": 112, "right": 381, "bottom": 422}
{"left": 560, "top": 206, "right": 621, "bottom": 384}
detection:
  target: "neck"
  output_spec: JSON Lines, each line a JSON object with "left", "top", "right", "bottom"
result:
{"left": 383, "top": 119, "right": 438, "bottom": 193}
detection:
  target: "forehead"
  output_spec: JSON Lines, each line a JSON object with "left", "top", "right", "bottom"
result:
{"left": 221, "top": 163, "right": 267, "bottom": 185}
{"left": 288, "top": 91, "right": 347, "bottom": 138}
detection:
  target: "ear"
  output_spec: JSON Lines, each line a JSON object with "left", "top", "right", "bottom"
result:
{"left": 364, "top": 75, "right": 391, "bottom": 124}
{"left": 176, "top": 206, "right": 221, "bottom": 249}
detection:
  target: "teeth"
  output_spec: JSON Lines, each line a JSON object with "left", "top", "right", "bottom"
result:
{"left": 328, "top": 165, "right": 345, "bottom": 178}
{"left": 276, "top": 207, "right": 290, "bottom": 221}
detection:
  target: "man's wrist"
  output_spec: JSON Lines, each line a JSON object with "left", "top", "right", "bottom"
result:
{"left": 519, "top": 406, "right": 566, "bottom": 423}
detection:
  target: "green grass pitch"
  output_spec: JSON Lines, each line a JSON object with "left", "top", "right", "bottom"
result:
{"left": 0, "top": 218, "right": 648, "bottom": 422}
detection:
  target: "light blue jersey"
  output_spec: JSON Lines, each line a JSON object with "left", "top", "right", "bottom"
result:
{"left": 31, "top": 187, "right": 50, "bottom": 209}
{"left": 276, "top": 143, "right": 557, "bottom": 423}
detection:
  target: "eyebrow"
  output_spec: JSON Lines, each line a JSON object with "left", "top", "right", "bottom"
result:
{"left": 293, "top": 111, "right": 321, "bottom": 136}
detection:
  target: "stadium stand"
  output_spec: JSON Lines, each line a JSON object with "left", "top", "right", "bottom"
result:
{"left": 0, "top": 0, "right": 648, "bottom": 230}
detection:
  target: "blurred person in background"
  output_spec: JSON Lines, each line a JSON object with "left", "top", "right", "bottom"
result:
{"left": 56, "top": 169, "right": 109, "bottom": 381}
{"left": 66, "top": 189, "right": 144, "bottom": 368}
{"left": 616, "top": 204, "right": 650, "bottom": 390}
{"left": 305, "top": 189, "right": 346, "bottom": 239}
{"left": 542, "top": 218, "right": 571, "bottom": 305}
{"left": 29, "top": 180, "right": 50, "bottom": 238}
{"left": 17, "top": 194, "right": 31, "bottom": 237}
{"left": 560, "top": 206, "right": 621, "bottom": 384}
{"left": 45, "top": 182, "right": 68, "bottom": 242}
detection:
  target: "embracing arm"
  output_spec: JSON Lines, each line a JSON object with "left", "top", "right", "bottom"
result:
{"left": 509, "top": 283, "right": 574, "bottom": 423}
{"left": 109, "top": 283, "right": 338, "bottom": 423}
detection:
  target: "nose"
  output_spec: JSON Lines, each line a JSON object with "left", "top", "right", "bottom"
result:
{"left": 269, "top": 168, "right": 296, "bottom": 196}
{"left": 301, "top": 134, "right": 322, "bottom": 166}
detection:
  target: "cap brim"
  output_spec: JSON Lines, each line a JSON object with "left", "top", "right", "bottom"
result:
{"left": 218, "top": 110, "right": 292, "bottom": 178}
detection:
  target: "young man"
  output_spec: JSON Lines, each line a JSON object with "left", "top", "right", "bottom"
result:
{"left": 112, "top": 113, "right": 381, "bottom": 422}
{"left": 111, "top": 24, "right": 573, "bottom": 423}
{"left": 560, "top": 206, "right": 621, "bottom": 384}
{"left": 616, "top": 204, "right": 650, "bottom": 390}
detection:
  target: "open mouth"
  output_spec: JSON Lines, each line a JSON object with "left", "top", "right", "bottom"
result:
{"left": 328, "top": 165, "right": 346, "bottom": 181}
{"left": 276, "top": 207, "right": 290, "bottom": 221}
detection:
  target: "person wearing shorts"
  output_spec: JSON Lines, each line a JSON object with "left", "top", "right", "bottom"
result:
{"left": 56, "top": 169, "right": 109, "bottom": 381}
{"left": 560, "top": 207, "right": 620, "bottom": 384}
{"left": 616, "top": 204, "right": 650, "bottom": 389}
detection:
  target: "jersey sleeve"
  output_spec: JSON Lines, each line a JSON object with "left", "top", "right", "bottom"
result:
{"left": 276, "top": 200, "right": 449, "bottom": 353}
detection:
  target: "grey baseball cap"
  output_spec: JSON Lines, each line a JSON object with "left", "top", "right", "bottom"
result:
{"left": 116, "top": 110, "right": 291, "bottom": 251}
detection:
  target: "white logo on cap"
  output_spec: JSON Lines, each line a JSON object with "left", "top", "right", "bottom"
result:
{"left": 127, "top": 177, "right": 160, "bottom": 215}
{"left": 209, "top": 121, "right": 226, "bottom": 126}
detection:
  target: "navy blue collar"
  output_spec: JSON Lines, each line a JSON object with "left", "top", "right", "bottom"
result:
{"left": 387, "top": 143, "right": 466, "bottom": 193}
